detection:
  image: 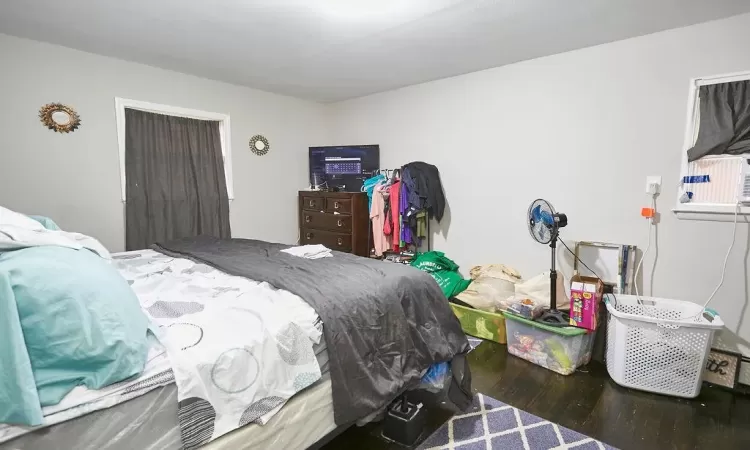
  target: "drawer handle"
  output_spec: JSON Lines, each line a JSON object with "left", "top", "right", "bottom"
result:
{"left": 337, "top": 219, "right": 343, "bottom": 227}
{"left": 306, "top": 233, "right": 313, "bottom": 240}
{"left": 334, "top": 201, "right": 340, "bottom": 209}
{"left": 305, "top": 215, "right": 311, "bottom": 223}
{"left": 337, "top": 238, "right": 343, "bottom": 246}
{"left": 309, "top": 200, "right": 315, "bottom": 207}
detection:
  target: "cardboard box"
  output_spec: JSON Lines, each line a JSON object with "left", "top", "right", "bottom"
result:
{"left": 569, "top": 274, "right": 604, "bottom": 331}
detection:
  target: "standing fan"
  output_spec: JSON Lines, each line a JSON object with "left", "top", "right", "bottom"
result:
{"left": 527, "top": 199, "right": 569, "bottom": 326}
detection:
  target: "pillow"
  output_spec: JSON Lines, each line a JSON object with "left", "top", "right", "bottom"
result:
{"left": 0, "top": 246, "right": 149, "bottom": 425}
{"left": 27, "top": 215, "right": 61, "bottom": 231}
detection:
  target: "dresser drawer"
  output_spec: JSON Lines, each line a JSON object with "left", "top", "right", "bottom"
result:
{"left": 301, "top": 196, "right": 325, "bottom": 211}
{"left": 326, "top": 197, "right": 352, "bottom": 214}
{"left": 301, "top": 210, "right": 352, "bottom": 232}
{"left": 298, "top": 190, "right": 367, "bottom": 257}
{"left": 301, "top": 228, "right": 352, "bottom": 252}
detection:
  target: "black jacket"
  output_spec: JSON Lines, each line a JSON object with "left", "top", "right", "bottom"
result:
{"left": 403, "top": 161, "right": 446, "bottom": 222}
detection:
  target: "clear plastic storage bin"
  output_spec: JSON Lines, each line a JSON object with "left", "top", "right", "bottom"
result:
{"left": 605, "top": 295, "right": 724, "bottom": 398}
{"left": 503, "top": 312, "right": 594, "bottom": 375}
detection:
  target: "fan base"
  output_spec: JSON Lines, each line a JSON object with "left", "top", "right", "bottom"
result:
{"left": 537, "top": 309, "right": 570, "bottom": 327}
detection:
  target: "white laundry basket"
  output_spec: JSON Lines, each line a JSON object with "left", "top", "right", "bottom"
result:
{"left": 605, "top": 295, "right": 724, "bottom": 398}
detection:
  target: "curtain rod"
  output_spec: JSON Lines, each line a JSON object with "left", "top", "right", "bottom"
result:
{"left": 695, "top": 71, "right": 750, "bottom": 87}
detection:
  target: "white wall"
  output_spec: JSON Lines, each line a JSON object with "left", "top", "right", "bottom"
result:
{"left": 330, "top": 14, "right": 750, "bottom": 361}
{"left": 4, "top": 14, "right": 750, "bottom": 373}
{"left": 0, "top": 34, "right": 329, "bottom": 251}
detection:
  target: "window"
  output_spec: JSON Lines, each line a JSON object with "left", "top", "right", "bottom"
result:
{"left": 114, "top": 98, "right": 234, "bottom": 202}
{"left": 675, "top": 72, "right": 750, "bottom": 221}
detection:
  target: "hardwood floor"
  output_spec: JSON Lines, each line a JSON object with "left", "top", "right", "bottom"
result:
{"left": 322, "top": 340, "right": 750, "bottom": 450}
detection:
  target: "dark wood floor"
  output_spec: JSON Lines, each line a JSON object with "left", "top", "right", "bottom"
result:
{"left": 322, "top": 340, "right": 750, "bottom": 450}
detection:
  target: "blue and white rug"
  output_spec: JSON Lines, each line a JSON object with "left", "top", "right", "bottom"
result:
{"left": 467, "top": 337, "right": 483, "bottom": 351}
{"left": 419, "top": 394, "right": 617, "bottom": 450}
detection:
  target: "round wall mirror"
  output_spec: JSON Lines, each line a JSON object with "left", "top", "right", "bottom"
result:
{"left": 51, "top": 110, "right": 72, "bottom": 126}
{"left": 39, "top": 103, "right": 81, "bottom": 133}
{"left": 249, "top": 135, "right": 270, "bottom": 155}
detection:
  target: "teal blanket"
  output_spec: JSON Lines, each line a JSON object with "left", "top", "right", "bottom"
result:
{"left": 27, "top": 215, "right": 61, "bottom": 231}
{"left": 0, "top": 247, "right": 149, "bottom": 425}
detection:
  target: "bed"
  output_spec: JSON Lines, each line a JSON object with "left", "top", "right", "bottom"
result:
{"left": 3, "top": 361, "right": 337, "bottom": 450}
{"left": 0, "top": 237, "right": 471, "bottom": 450}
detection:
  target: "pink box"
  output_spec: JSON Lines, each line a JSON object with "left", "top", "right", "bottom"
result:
{"left": 569, "top": 275, "right": 603, "bottom": 331}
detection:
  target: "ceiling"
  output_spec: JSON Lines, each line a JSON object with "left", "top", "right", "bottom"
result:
{"left": 2, "top": 1, "right": 750, "bottom": 102}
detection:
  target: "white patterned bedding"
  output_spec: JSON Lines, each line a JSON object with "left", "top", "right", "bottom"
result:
{"left": 115, "top": 250, "right": 323, "bottom": 448}
{"left": 0, "top": 250, "right": 324, "bottom": 449}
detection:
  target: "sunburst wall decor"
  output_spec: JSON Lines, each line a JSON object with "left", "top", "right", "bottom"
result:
{"left": 249, "top": 135, "right": 270, "bottom": 155}
{"left": 39, "top": 103, "right": 82, "bottom": 133}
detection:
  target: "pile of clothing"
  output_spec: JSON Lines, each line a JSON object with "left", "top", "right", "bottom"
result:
{"left": 454, "top": 264, "right": 521, "bottom": 312}
{"left": 364, "top": 161, "right": 446, "bottom": 256}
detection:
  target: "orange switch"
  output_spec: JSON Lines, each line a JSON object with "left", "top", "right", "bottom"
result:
{"left": 641, "top": 207, "right": 655, "bottom": 218}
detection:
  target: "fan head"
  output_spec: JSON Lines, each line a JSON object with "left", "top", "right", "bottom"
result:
{"left": 528, "top": 199, "right": 559, "bottom": 244}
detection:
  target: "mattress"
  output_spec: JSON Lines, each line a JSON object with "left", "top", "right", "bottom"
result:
{"left": 0, "top": 251, "right": 335, "bottom": 450}
{"left": 1, "top": 373, "right": 335, "bottom": 450}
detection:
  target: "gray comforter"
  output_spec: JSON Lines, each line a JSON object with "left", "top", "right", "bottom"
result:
{"left": 153, "top": 237, "right": 471, "bottom": 425}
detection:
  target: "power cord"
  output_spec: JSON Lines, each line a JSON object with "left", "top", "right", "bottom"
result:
{"left": 558, "top": 237, "right": 618, "bottom": 308}
{"left": 635, "top": 195, "right": 657, "bottom": 303}
{"left": 682, "top": 202, "right": 741, "bottom": 320}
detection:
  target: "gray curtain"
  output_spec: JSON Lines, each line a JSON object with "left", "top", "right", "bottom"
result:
{"left": 688, "top": 80, "right": 750, "bottom": 162}
{"left": 125, "top": 109, "right": 231, "bottom": 250}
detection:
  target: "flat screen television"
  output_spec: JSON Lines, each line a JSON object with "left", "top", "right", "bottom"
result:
{"left": 309, "top": 145, "right": 379, "bottom": 192}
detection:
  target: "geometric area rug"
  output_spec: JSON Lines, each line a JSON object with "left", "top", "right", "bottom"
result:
{"left": 466, "top": 336, "right": 484, "bottom": 351}
{"left": 418, "top": 393, "right": 618, "bottom": 450}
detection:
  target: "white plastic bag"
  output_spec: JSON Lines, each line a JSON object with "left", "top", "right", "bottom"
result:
{"left": 455, "top": 264, "right": 521, "bottom": 312}
{"left": 505, "top": 271, "right": 568, "bottom": 310}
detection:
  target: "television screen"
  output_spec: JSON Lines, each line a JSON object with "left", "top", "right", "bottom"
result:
{"left": 309, "top": 145, "right": 379, "bottom": 192}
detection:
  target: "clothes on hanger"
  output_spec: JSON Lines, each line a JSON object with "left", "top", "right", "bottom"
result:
{"left": 368, "top": 164, "right": 443, "bottom": 255}
{"left": 383, "top": 169, "right": 397, "bottom": 181}
{"left": 361, "top": 174, "right": 386, "bottom": 211}
{"left": 400, "top": 167, "right": 416, "bottom": 247}
{"left": 369, "top": 184, "right": 391, "bottom": 257}
{"left": 393, "top": 162, "right": 444, "bottom": 250}
{"left": 399, "top": 177, "right": 412, "bottom": 246}
{"left": 402, "top": 162, "right": 446, "bottom": 222}
{"left": 383, "top": 180, "right": 401, "bottom": 252}
{"left": 390, "top": 168, "right": 401, "bottom": 184}
{"left": 415, "top": 210, "right": 427, "bottom": 240}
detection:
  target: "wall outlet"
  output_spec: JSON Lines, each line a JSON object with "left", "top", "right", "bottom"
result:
{"left": 646, "top": 176, "right": 662, "bottom": 195}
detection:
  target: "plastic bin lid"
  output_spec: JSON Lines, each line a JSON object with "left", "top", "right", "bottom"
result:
{"left": 502, "top": 312, "right": 590, "bottom": 336}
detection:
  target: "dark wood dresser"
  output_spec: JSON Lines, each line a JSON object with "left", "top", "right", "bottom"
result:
{"left": 298, "top": 191, "right": 369, "bottom": 256}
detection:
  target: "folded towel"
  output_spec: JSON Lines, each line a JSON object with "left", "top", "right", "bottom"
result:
{"left": 281, "top": 244, "right": 333, "bottom": 259}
